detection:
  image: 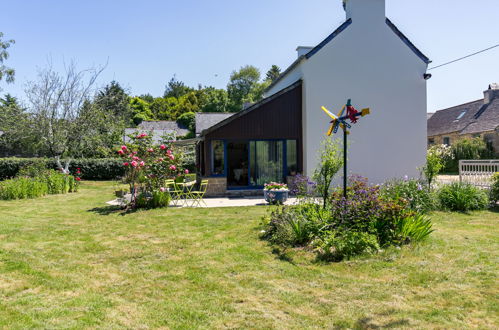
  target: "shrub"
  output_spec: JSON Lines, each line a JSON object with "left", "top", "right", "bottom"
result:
{"left": 0, "top": 170, "right": 78, "bottom": 200}
{"left": 437, "top": 182, "right": 489, "bottom": 212}
{"left": 395, "top": 214, "right": 433, "bottom": 244}
{"left": 313, "top": 138, "right": 343, "bottom": 208}
{"left": 422, "top": 144, "right": 453, "bottom": 189}
{"left": 381, "top": 178, "right": 435, "bottom": 214}
{"left": 315, "top": 230, "right": 380, "bottom": 261}
{"left": 490, "top": 172, "right": 499, "bottom": 204}
{"left": 261, "top": 204, "right": 324, "bottom": 246}
{"left": 0, "top": 158, "right": 124, "bottom": 181}
{"left": 444, "top": 138, "right": 493, "bottom": 172}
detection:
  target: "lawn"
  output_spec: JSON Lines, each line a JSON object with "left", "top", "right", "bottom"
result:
{"left": 0, "top": 181, "right": 497, "bottom": 329}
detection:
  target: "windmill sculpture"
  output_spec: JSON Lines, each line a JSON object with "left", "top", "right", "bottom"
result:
{"left": 321, "top": 99, "right": 370, "bottom": 198}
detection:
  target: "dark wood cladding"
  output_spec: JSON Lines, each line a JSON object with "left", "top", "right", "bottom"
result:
{"left": 202, "top": 82, "right": 303, "bottom": 176}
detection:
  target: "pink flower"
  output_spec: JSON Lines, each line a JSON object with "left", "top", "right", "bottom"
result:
{"left": 117, "top": 150, "right": 124, "bottom": 155}
{"left": 158, "top": 158, "right": 164, "bottom": 162}
{"left": 131, "top": 161, "right": 138, "bottom": 167}
{"left": 169, "top": 165, "right": 176, "bottom": 171}
{"left": 139, "top": 161, "right": 145, "bottom": 167}
{"left": 168, "top": 154, "right": 175, "bottom": 160}
{"left": 123, "top": 162, "right": 129, "bottom": 166}
{"left": 76, "top": 177, "right": 81, "bottom": 181}
{"left": 166, "top": 149, "right": 172, "bottom": 155}
{"left": 160, "top": 144, "right": 166, "bottom": 150}
{"left": 184, "top": 169, "right": 189, "bottom": 174}
{"left": 147, "top": 148, "right": 154, "bottom": 153}
{"left": 160, "top": 187, "right": 166, "bottom": 192}
{"left": 132, "top": 156, "right": 139, "bottom": 161}
{"left": 121, "top": 145, "right": 127, "bottom": 151}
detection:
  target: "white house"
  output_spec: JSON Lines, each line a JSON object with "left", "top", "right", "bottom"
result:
{"left": 197, "top": 0, "right": 430, "bottom": 193}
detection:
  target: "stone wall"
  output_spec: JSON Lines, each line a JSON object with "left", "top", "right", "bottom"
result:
{"left": 202, "top": 176, "right": 227, "bottom": 197}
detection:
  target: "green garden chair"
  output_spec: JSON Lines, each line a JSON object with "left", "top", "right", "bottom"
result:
{"left": 165, "top": 179, "right": 184, "bottom": 206}
{"left": 189, "top": 180, "right": 209, "bottom": 207}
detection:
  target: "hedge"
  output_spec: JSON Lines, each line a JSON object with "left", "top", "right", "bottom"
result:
{"left": 0, "top": 158, "right": 124, "bottom": 181}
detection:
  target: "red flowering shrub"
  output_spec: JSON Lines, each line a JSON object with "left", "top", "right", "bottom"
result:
{"left": 117, "top": 133, "right": 186, "bottom": 207}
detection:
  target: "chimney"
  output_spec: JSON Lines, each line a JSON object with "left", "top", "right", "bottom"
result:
{"left": 344, "top": 0, "right": 385, "bottom": 22}
{"left": 484, "top": 83, "right": 499, "bottom": 104}
{"left": 296, "top": 46, "right": 314, "bottom": 58}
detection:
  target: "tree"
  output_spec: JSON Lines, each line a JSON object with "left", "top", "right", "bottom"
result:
{"left": 0, "top": 32, "right": 15, "bottom": 86}
{"left": 313, "top": 138, "right": 343, "bottom": 209}
{"left": 164, "top": 76, "right": 194, "bottom": 98}
{"left": 422, "top": 145, "right": 452, "bottom": 190}
{"left": 200, "top": 87, "right": 229, "bottom": 113}
{"left": 129, "top": 97, "right": 154, "bottom": 125}
{"left": 227, "top": 65, "right": 261, "bottom": 112}
{"left": 0, "top": 94, "right": 35, "bottom": 156}
{"left": 265, "top": 65, "right": 281, "bottom": 83}
{"left": 94, "top": 81, "right": 131, "bottom": 123}
{"left": 25, "top": 61, "right": 105, "bottom": 157}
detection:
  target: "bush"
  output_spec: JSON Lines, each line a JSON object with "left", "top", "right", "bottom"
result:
{"left": 0, "top": 170, "right": 78, "bottom": 200}
{"left": 315, "top": 230, "right": 380, "bottom": 261}
{"left": 0, "top": 158, "right": 124, "bottom": 181}
{"left": 261, "top": 204, "right": 324, "bottom": 247}
{"left": 444, "top": 138, "right": 494, "bottom": 173}
{"left": 261, "top": 175, "right": 434, "bottom": 262}
{"left": 381, "top": 178, "right": 435, "bottom": 214}
{"left": 437, "top": 182, "right": 489, "bottom": 212}
{"left": 395, "top": 214, "right": 434, "bottom": 244}
{"left": 490, "top": 172, "right": 499, "bottom": 204}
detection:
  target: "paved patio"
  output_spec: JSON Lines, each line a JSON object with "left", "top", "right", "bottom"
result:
{"left": 106, "top": 196, "right": 299, "bottom": 208}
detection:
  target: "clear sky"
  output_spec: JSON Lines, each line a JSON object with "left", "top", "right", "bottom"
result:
{"left": 1, "top": 0, "right": 498, "bottom": 112}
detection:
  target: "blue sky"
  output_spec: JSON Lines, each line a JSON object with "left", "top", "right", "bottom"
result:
{"left": 2, "top": 0, "right": 498, "bottom": 112}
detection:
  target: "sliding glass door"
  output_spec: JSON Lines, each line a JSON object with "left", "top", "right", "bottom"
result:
{"left": 249, "top": 140, "right": 284, "bottom": 186}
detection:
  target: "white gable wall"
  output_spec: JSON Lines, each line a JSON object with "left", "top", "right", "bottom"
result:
{"left": 302, "top": 0, "right": 428, "bottom": 183}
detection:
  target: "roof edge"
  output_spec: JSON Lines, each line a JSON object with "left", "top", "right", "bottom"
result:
{"left": 385, "top": 18, "right": 431, "bottom": 64}
{"left": 201, "top": 80, "right": 303, "bottom": 137}
{"left": 265, "top": 18, "right": 352, "bottom": 94}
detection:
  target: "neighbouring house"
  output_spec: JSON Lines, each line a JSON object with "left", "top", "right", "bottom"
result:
{"left": 427, "top": 84, "right": 499, "bottom": 154}
{"left": 197, "top": 0, "right": 430, "bottom": 195}
{"left": 124, "top": 113, "right": 234, "bottom": 143}
{"left": 124, "top": 121, "right": 190, "bottom": 143}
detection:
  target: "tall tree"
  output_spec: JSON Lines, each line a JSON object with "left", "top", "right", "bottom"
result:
{"left": 25, "top": 61, "right": 105, "bottom": 157}
{"left": 265, "top": 65, "right": 281, "bottom": 83}
{"left": 94, "top": 81, "right": 131, "bottom": 122}
{"left": 164, "top": 76, "right": 194, "bottom": 98}
{"left": 227, "top": 65, "right": 261, "bottom": 112}
{"left": 0, "top": 32, "right": 15, "bottom": 86}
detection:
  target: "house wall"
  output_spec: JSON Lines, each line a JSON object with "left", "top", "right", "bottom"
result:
{"left": 429, "top": 130, "right": 499, "bottom": 155}
{"left": 301, "top": 3, "right": 428, "bottom": 183}
{"left": 203, "top": 83, "right": 303, "bottom": 176}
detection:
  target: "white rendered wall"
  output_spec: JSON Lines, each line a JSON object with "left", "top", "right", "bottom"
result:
{"left": 265, "top": 60, "right": 304, "bottom": 97}
{"left": 302, "top": 1, "right": 428, "bottom": 183}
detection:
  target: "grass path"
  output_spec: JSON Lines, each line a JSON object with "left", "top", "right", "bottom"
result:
{"left": 0, "top": 181, "right": 497, "bottom": 329}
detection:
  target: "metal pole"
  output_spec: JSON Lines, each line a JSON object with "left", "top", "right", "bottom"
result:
{"left": 343, "top": 129, "right": 347, "bottom": 199}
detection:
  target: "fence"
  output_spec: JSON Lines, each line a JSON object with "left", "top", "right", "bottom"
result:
{"left": 459, "top": 160, "right": 499, "bottom": 187}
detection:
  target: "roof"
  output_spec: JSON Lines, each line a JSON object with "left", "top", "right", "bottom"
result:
{"left": 427, "top": 113, "right": 434, "bottom": 120}
{"left": 200, "top": 80, "right": 303, "bottom": 137}
{"left": 428, "top": 97, "right": 499, "bottom": 136}
{"left": 137, "top": 121, "right": 190, "bottom": 136}
{"left": 266, "top": 17, "right": 430, "bottom": 94}
{"left": 195, "top": 113, "right": 234, "bottom": 135}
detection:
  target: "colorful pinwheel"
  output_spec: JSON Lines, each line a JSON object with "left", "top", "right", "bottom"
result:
{"left": 321, "top": 99, "right": 370, "bottom": 136}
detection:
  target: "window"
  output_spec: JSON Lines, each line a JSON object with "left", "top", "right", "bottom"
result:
{"left": 211, "top": 140, "right": 224, "bottom": 175}
{"left": 456, "top": 110, "right": 467, "bottom": 120}
{"left": 286, "top": 140, "right": 298, "bottom": 175}
{"left": 443, "top": 137, "right": 450, "bottom": 146}
{"left": 428, "top": 138, "right": 435, "bottom": 145}
{"left": 249, "top": 140, "right": 284, "bottom": 186}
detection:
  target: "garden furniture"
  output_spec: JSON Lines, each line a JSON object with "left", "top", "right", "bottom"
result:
{"left": 165, "top": 179, "right": 184, "bottom": 206}
{"left": 189, "top": 180, "right": 209, "bottom": 207}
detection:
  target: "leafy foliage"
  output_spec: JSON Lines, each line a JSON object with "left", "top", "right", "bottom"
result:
{"left": 0, "top": 32, "right": 15, "bottom": 85}
{"left": 0, "top": 158, "right": 124, "bottom": 180}
{"left": 381, "top": 178, "right": 435, "bottom": 214}
{"left": 422, "top": 144, "right": 453, "bottom": 189}
{"left": 490, "top": 172, "right": 499, "bottom": 203}
{"left": 313, "top": 138, "right": 343, "bottom": 208}
{"left": 0, "top": 169, "right": 78, "bottom": 200}
{"left": 444, "top": 138, "right": 494, "bottom": 172}
{"left": 437, "top": 182, "right": 489, "bottom": 212}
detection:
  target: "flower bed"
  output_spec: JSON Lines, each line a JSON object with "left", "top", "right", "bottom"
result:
{"left": 263, "top": 182, "right": 289, "bottom": 204}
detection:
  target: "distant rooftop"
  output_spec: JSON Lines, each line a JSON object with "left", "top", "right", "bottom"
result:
{"left": 195, "top": 113, "right": 234, "bottom": 136}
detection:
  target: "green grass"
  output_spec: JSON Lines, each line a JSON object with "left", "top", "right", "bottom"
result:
{"left": 0, "top": 181, "right": 497, "bottom": 329}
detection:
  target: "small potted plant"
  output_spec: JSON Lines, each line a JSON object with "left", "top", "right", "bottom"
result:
{"left": 263, "top": 182, "right": 289, "bottom": 204}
